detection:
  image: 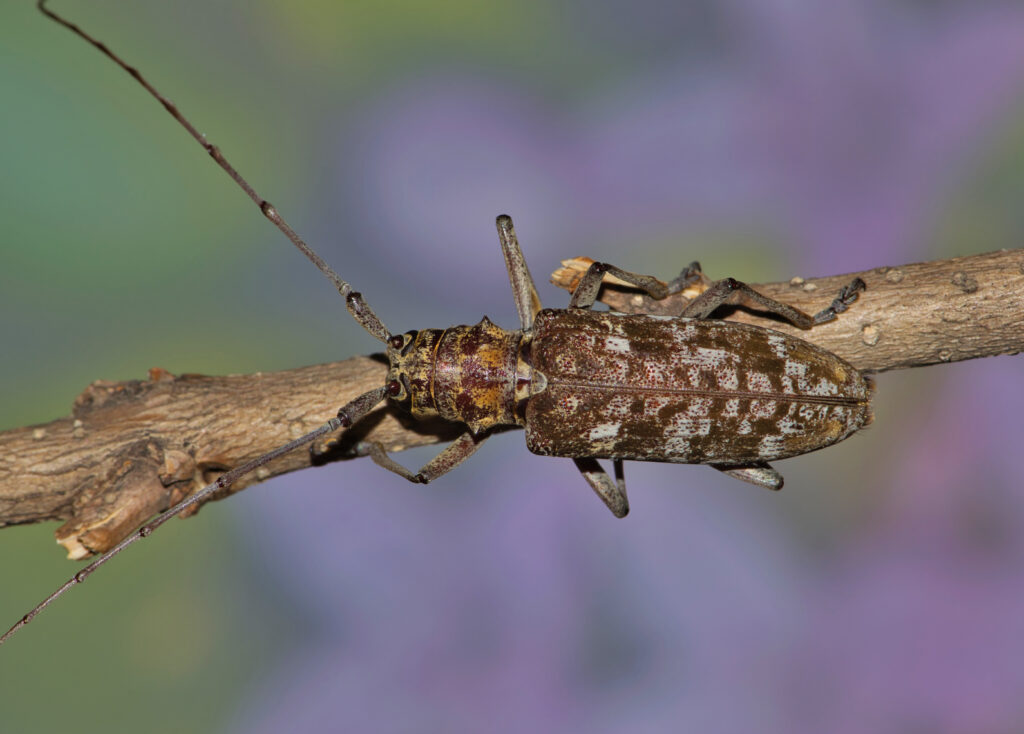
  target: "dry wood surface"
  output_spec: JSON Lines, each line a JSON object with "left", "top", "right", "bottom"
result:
{"left": 1, "top": 248, "right": 1021, "bottom": 556}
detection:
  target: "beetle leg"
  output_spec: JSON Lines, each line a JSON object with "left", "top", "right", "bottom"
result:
{"left": 569, "top": 262, "right": 669, "bottom": 310}
{"left": 682, "top": 278, "right": 815, "bottom": 326}
{"left": 811, "top": 277, "right": 867, "bottom": 324}
{"left": 573, "top": 457, "right": 629, "bottom": 518}
{"left": 711, "top": 462, "right": 783, "bottom": 491}
{"left": 496, "top": 215, "right": 544, "bottom": 332}
{"left": 354, "top": 430, "right": 488, "bottom": 484}
{"left": 309, "top": 435, "right": 339, "bottom": 459}
{"left": 665, "top": 261, "right": 706, "bottom": 294}
{"left": 681, "top": 276, "right": 866, "bottom": 329}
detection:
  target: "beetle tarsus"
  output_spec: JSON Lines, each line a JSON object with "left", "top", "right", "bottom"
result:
{"left": 666, "top": 261, "right": 704, "bottom": 294}
{"left": 812, "top": 277, "right": 867, "bottom": 325}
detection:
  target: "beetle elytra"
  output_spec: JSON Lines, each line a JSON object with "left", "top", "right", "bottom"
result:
{"left": 2, "top": 1, "right": 870, "bottom": 645}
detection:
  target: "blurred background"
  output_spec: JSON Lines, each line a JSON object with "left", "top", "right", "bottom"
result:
{"left": 2, "top": 0, "right": 1024, "bottom": 731}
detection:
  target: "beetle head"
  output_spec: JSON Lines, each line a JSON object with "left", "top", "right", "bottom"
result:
{"left": 384, "top": 329, "right": 443, "bottom": 419}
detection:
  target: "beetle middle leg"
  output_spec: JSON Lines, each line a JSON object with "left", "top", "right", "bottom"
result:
{"left": 573, "top": 458, "right": 629, "bottom": 517}
{"left": 353, "top": 430, "right": 489, "bottom": 484}
{"left": 569, "top": 259, "right": 712, "bottom": 310}
{"left": 569, "top": 262, "right": 671, "bottom": 309}
{"left": 666, "top": 261, "right": 707, "bottom": 294}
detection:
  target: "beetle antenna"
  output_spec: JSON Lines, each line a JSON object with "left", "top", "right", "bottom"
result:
{"left": 35, "top": 0, "right": 390, "bottom": 338}
{"left": 0, "top": 414, "right": 349, "bottom": 647}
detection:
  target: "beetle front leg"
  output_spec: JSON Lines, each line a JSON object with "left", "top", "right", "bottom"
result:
{"left": 711, "top": 462, "right": 783, "bottom": 491}
{"left": 570, "top": 262, "right": 669, "bottom": 310}
{"left": 354, "top": 430, "right": 489, "bottom": 484}
{"left": 573, "top": 457, "right": 629, "bottom": 518}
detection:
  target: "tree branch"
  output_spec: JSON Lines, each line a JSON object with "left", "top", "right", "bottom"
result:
{"left": 2, "top": 249, "right": 1020, "bottom": 556}
{"left": 551, "top": 248, "right": 1024, "bottom": 372}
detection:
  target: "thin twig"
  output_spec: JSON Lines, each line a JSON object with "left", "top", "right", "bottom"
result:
{"left": 1, "top": 249, "right": 1021, "bottom": 556}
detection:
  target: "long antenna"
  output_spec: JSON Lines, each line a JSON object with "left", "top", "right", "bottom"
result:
{"left": 36, "top": 0, "right": 351, "bottom": 300}
{"left": 0, "top": 415, "right": 344, "bottom": 646}
{"left": 3, "top": 3, "right": 399, "bottom": 646}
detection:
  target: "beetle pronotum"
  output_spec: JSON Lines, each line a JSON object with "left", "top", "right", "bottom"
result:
{"left": 2, "top": 1, "right": 872, "bottom": 646}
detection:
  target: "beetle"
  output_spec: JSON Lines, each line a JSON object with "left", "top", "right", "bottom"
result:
{"left": 1, "top": 1, "right": 870, "bottom": 644}
{"left": 333, "top": 214, "right": 871, "bottom": 519}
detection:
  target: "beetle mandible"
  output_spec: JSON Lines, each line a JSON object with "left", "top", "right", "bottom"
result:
{"left": 2, "top": 1, "right": 870, "bottom": 644}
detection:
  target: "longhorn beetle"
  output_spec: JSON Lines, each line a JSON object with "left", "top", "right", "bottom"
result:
{"left": 1, "top": 1, "right": 872, "bottom": 645}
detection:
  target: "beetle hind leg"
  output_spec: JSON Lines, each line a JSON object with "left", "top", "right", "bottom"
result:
{"left": 666, "top": 261, "right": 707, "bottom": 294}
{"left": 573, "top": 458, "right": 629, "bottom": 517}
{"left": 811, "top": 277, "right": 867, "bottom": 324}
{"left": 711, "top": 462, "right": 783, "bottom": 491}
{"left": 681, "top": 276, "right": 866, "bottom": 329}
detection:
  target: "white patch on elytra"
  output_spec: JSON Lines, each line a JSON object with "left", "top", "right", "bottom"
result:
{"left": 785, "top": 360, "right": 807, "bottom": 379}
{"left": 645, "top": 395, "right": 671, "bottom": 413}
{"left": 738, "top": 419, "right": 753, "bottom": 435}
{"left": 667, "top": 414, "right": 711, "bottom": 437}
{"left": 696, "top": 347, "right": 728, "bottom": 366}
{"left": 808, "top": 378, "right": 839, "bottom": 396}
{"left": 767, "top": 332, "right": 788, "bottom": 359}
{"left": 750, "top": 399, "right": 776, "bottom": 418}
{"left": 723, "top": 398, "right": 741, "bottom": 416}
{"left": 776, "top": 417, "right": 803, "bottom": 435}
{"left": 643, "top": 360, "right": 668, "bottom": 385}
{"left": 718, "top": 367, "right": 739, "bottom": 390}
{"left": 588, "top": 422, "right": 620, "bottom": 441}
{"left": 687, "top": 397, "right": 712, "bottom": 416}
{"left": 663, "top": 436, "right": 692, "bottom": 456}
{"left": 671, "top": 322, "right": 698, "bottom": 345}
{"left": 746, "top": 371, "right": 772, "bottom": 392}
{"left": 759, "top": 435, "right": 786, "bottom": 456}
{"left": 604, "top": 336, "right": 630, "bottom": 353}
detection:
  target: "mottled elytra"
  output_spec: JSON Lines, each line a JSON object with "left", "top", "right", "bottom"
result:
{"left": 2, "top": 1, "right": 871, "bottom": 645}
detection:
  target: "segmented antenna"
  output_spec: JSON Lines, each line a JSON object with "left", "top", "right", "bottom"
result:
{"left": 0, "top": 415, "right": 345, "bottom": 646}
{"left": 2, "top": 3, "right": 397, "bottom": 646}
{"left": 36, "top": 0, "right": 388, "bottom": 339}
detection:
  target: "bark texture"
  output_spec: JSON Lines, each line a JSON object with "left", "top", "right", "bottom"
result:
{"left": 1, "top": 248, "right": 1021, "bottom": 556}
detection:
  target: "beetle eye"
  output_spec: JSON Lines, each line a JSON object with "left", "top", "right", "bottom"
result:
{"left": 388, "top": 335, "right": 404, "bottom": 350}
{"left": 386, "top": 379, "right": 402, "bottom": 397}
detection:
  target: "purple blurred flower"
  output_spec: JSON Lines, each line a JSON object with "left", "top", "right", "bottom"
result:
{"left": 236, "top": 1, "right": 1024, "bottom": 731}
